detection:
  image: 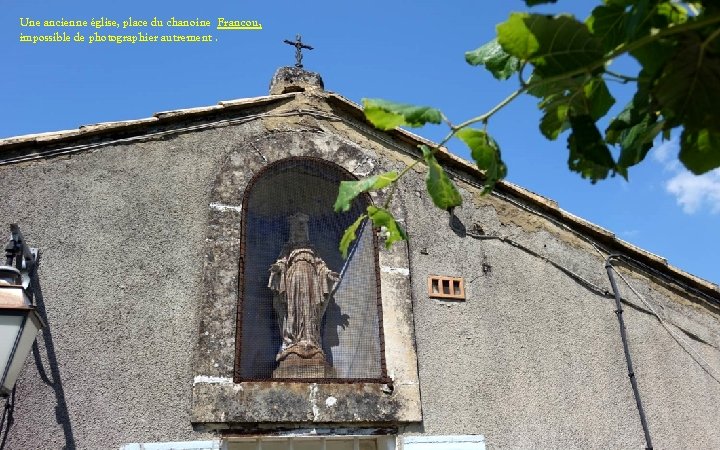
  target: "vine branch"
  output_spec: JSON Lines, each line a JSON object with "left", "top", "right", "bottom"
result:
{"left": 377, "top": 11, "right": 720, "bottom": 211}
{"left": 605, "top": 70, "right": 638, "bottom": 83}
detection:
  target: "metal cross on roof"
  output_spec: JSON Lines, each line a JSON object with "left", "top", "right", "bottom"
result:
{"left": 283, "top": 34, "right": 313, "bottom": 68}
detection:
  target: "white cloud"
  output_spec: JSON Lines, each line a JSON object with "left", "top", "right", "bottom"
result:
{"left": 653, "top": 138, "right": 676, "bottom": 164}
{"left": 652, "top": 138, "right": 682, "bottom": 172}
{"left": 666, "top": 169, "right": 720, "bottom": 214}
{"left": 655, "top": 137, "right": 720, "bottom": 214}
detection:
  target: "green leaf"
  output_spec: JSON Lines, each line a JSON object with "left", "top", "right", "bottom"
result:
{"left": 536, "top": 77, "right": 614, "bottom": 140}
{"left": 606, "top": 87, "right": 651, "bottom": 138}
{"left": 526, "top": 74, "right": 581, "bottom": 98}
{"left": 584, "top": 77, "right": 615, "bottom": 120}
{"left": 587, "top": 4, "right": 628, "bottom": 53}
{"left": 420, "top": 145, "right": 463, "bottom": 209}
{"left": 656, "top": 1, "right": 688, "bottom": 26}
{"left": 624, "top": 0, "right": 656, "bottom": 41}
{"left": 606, "top": 91, "right": 657, "bottom": 166}
{"left": 339, "top": 214, "right": 367, "bottom": 259}
{"left": 679, "top": 128, "right": 720, "bottom": 175}
{"left": 653, "top": 34, "right": 720, "bottom": 130}
{"left": 567, "top": 115, "right": 617, "bottom": 182}
{"left": 616, "top": 115, "right": 662, "bottom": 175}
{"left": 497, "top": 13, "right": 603, "bottom": 77}
{"left": 623, "top": 1, "right": 686, "bottom": 42}
{"left": 497, "top": 13, "right": 540, "bottom": 61}
{"left": 367, "top": 206, "right": 408, "bottom": 249}
{"left": 624, "top": 0, "right": 684, "bottom": 41}
{"left": 362, "top": 98, "right": 443, "bottom": 130}
{"left": 333, "top": 171, "right": 399, "bottom": 212}
{"left": 630, "top": 41, "right": 676, "bottom": 81}
{"left": 465, "top": 39, "right": 521, "bottom": 80}
{"left": 540, "top": 98, "right": 571, "bottom": 140}
{"left": 455, "top": 128, "right": 508, "bottom": 192}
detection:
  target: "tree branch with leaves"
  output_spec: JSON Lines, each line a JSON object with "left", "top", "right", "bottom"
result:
{"left": 334, "top": 0, "right": 720, "bottom": 256}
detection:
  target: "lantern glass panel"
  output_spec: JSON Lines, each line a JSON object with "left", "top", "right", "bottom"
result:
{"left": 0, "top": 313, "right": 24, "bottom": 390}
{"left": 0, "top": 309, "right": 43, "bottom": 395}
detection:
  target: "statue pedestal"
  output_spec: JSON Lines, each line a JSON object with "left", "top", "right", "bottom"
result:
{"left": 273, "top": 353, "right": 336, "bottom": 379}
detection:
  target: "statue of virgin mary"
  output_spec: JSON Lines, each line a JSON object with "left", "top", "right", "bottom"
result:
{"left": 268, "top": 212, "right": 339, "bottom": 363}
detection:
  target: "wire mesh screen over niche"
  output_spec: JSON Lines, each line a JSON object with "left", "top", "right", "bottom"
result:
{"left": 235, "top": 158, "right": 387, "bottom": 382}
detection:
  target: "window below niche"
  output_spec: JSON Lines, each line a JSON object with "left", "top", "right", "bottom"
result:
{"left": 225, "top": 436, "right": 395, "bottom": 450}
{"left": 403, "top": 435, "right": 486, "bottom": 449}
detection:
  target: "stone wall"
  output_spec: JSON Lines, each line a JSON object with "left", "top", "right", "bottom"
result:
{"left": 1, "top": 89, "right": 718, "bottom": 449}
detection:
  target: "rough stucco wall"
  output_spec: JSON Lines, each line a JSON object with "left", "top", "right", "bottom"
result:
{"left": 0, "top": 120, "right": 265, "bottom": 449}
{"left": 395, "top": 171, "right": 720, "bottom": 449}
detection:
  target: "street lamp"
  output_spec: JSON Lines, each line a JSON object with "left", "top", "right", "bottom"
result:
{"left": 0, "top": 224, "right": 44, "bottom": 397}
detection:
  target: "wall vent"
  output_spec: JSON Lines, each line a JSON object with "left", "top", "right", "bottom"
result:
{"left": 428, "top": 276, "right": 465, "bottom": 300}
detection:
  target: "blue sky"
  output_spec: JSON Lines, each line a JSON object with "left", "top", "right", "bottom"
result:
{"left": 3, "top": 0, "right": 718, "bottom": 284}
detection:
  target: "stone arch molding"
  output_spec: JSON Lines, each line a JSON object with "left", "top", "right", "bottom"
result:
{"left": 191, "top": 130, "right": 421, "bottom": 425}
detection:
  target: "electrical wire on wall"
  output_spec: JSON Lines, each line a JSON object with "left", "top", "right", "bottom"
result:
{"left": 450, "top": 207, "right": 720, "bottom": 450}
{"left": 450, "top": 209, "right": 720, "bottom": 378}
{"left": 449, "top": 210, "right": 655, "bottom": 448}
{"left": 607, "top": 255, "right": 720, "bottom": 384}
{"left": 605, "top": 257, "right": 653, "bottom": 450}
{"left": 448, "top": 210, "right": 615, "bottom": 299}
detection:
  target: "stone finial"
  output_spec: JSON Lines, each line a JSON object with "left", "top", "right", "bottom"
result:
{"left": 269, "top": 66, "right": 324, "bottom": 95}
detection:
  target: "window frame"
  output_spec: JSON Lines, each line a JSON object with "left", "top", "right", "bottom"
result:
{"left": 223, "top": 435, "right": 396, "bottom": 450}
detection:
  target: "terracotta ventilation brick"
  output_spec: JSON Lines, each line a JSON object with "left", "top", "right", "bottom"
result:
{"left": 428, "top": 275, "right": 465, "bottom": 300}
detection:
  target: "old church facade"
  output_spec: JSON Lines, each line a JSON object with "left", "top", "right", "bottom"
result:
{"left": 1, "top": 67, "right": 719, "bottom": 449}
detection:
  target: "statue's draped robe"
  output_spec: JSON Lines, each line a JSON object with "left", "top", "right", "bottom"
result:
{"left": 268, "top": 246, "right": 336, "bottom": 358}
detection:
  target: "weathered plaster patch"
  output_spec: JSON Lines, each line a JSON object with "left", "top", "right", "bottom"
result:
{"left": 309, "top": 383, "right": 319, "bottom": 421}
{"left": 472, "top": 193, "right": 591, "bottom": 252}
{"left": 193, "top": 375, "right": 233, "bottom": 385}
{"left": 325, "top": 396, "right": 338, "bottom": 407}
{"left": 209, "top": 202, "right": 242, "bottom": 212}
{"left": 475, "top": 194, "right": 550, "bottom": 234}
{"left": 381, "top": 266, "right": 410, "bottom": 277}
{"left": 352, "top": 157, "right": 376, "bottom": 177}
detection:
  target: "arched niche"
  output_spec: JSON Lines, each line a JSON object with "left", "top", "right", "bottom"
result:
{"left": 235, "top": 157, "right": 387, "bottom": 382}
